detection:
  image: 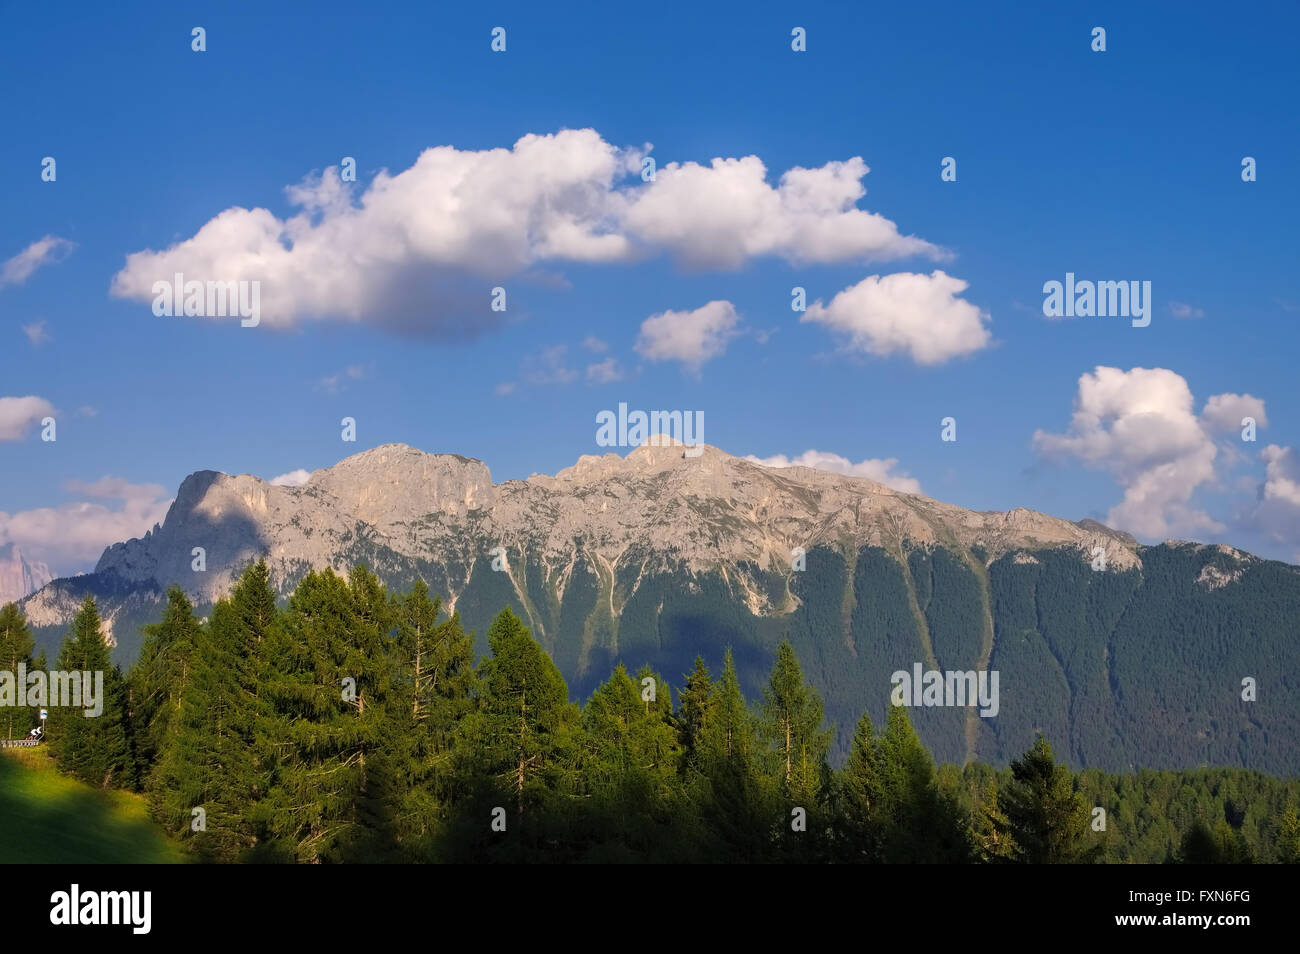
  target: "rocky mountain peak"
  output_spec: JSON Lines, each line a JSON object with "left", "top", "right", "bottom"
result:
{"left": 0, "top": 543, "right": 53, "bottom": 605}
{"left": 61, "top": 439, "right": 1145, "bottom": 615}
{"left": 311, "top": 444, "right": 495, "bottom": 527}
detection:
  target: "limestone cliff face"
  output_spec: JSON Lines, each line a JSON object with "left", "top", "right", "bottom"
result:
{"left": 0, "top": 543, "right": 53, "bottom": 606}
{"left": 79, "top": 441, "right": 1140, "bottom": 613}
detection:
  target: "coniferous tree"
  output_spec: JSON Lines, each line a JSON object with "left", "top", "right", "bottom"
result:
{"left": 1277, "top": 807, "right": 1300, "bottom": 864}
{"left": 111, "top": 569, "right": 1300, "bottom": 866}
{"left": 1177, "top": 819, "right": 1252, "bottom": 864}
{"left": 155, "top": 563, "right": 277, "bottom": 861}
{"left": 109, "top": 663, "right": 138, "bottom": 789}
{"left": 389, "top": 579, "right": 474, "bottom": 860}
{"left": 579, "top": 663, "right": 682, "bottom": 859}
{"left": 233, "top": 560, "right": 278, "bottom": 656}
{"left": 759, "top": 641, "right": 832, "bottom": 806}
{"left": 0, "top": 603, "right": 37, "bottom": 741}
{"left": 339, "top": 564, "right": 401, "bottom": 862}
{"left": 696, "top": 648, "right": 771, "bottom": 861}
{"left": 1177, "top": 820, "right": 1216, "bottom": 863}
{"left": 701, "top": 649, "right": 753, "bottom": 764}
{"left": 758, "top": 641, "right": 832, "bottom": 859}
{"left": 999, "top": 736, "right": 1101, "bottom": 864}
{"left": 874, "top": 704, "right": 930, "bottom": 860}
{"left": 627, "top": 663, "right": 678, "bottom": 784}
{"left": 130, "top": 586, "right": 200, "bottom": 792}
{"left": 971, "top": 780, "right": 1016, "bottom": 863}
{"left": 675, "top": 656, "right": 713, "bottom": 771}
{"left": 253, "top": 566, "right": 396, "bottom": 862}
{"left": 835, "top": 711, "right": 880, "bottom": 860}
{"left": 871, "top": 704, "right": 970, "bottom": 862}
{"left": 458, "top": 607, "right": 577, "bottom": 855}
{"left": 45, "top": 596, "right": 130, "bottom": 787}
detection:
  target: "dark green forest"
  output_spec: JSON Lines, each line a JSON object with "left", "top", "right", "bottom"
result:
{"left": 3, "top": 565, "right": 1299, "bottom": 864}
{"left": 33, "top": 540, "right": 1300, "bottom": 775}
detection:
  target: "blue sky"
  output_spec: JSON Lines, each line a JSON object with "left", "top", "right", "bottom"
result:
{"left": 2, "top": 0, "right": 1299, "bottom": 576}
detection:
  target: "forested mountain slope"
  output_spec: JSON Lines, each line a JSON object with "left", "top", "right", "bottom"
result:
{"left": 19, "top": 443, "right": 1299, "bottom": 772}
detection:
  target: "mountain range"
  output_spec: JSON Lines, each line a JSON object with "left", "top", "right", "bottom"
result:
{"left": 18, "top": 441, "right": 1300, "bottom": 773}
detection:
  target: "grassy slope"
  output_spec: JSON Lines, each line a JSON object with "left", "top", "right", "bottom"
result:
{"left": 0, "top": 748, "right": 184, "bottom": 863}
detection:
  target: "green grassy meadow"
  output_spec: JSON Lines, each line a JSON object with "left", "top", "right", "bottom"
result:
{"left": 0, "top": 748, "right": 184, "bottom": 863}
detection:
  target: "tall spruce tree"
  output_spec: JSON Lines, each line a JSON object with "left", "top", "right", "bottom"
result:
{"left": 254, "top": 566, "right": 397, "bottom": 862}
{"left": 153, "top": 563, "right": 277, "bottom": 861}
{"left": 389, "top": 579, "right": 474, "bottom": 860}
{"left": 0, "top": 603, "right": 37, "bottom": 740}
{"left": 130, "top": 586, "right": 200, "bottom": 792}
{"left": 45, "top": 596, "right": 130, "bottom": 787}
{"left": 461, "top": 607, "right": 576, "bottom": 847}
{"left": 999, "top": 736, "right": 1101, "bottom": 864}
{"left": 338, "top": 564, "right": 401, "bottom": 862}
{"left": 835, "top": 711, "right": 880, "bottom": 860}
{"left": 696, "top": 649, "right": 772, "bottom": 861}
{"left": 675, "top": 655, "right": 713, "bottom": 771}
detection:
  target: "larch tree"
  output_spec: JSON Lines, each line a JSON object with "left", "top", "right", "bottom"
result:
{"left": 759, "top": 640, "right": 832, "bottom": 807}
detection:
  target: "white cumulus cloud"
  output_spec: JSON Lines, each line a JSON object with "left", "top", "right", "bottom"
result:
{"left": 0, "top": 396, "right": 56, "bottom": 441}
{"left": 745, "top": 450, "right": 922, "bottom": 494}
{"left": 1260, "top": 445, "right": 1300, "bottom": 507}
{"left": 636, "top": 300, "right": 740, "bottom": 372}
{"left": 621, "top": 156, "right": 940, "bottom": 269}
{"left": 802, "top": 270, "right": 992, "bottom": 365}
{"left": 0, "top": 477, "right": 173, "bottom": 574}
{"left": 269, "top": 469, "right": 312, "bottom": 487}
{"left": 1032, "top": 367, "right": 1269, "bottom": 539}
{"left": 1242, "top": 445, "right": 1300, "bottom": 550}
{"left": 1201, "top": 392, "right": 1268, "bottom": 433}
{"left": 110, "top": 130, "right": 939, "bottom": 335}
